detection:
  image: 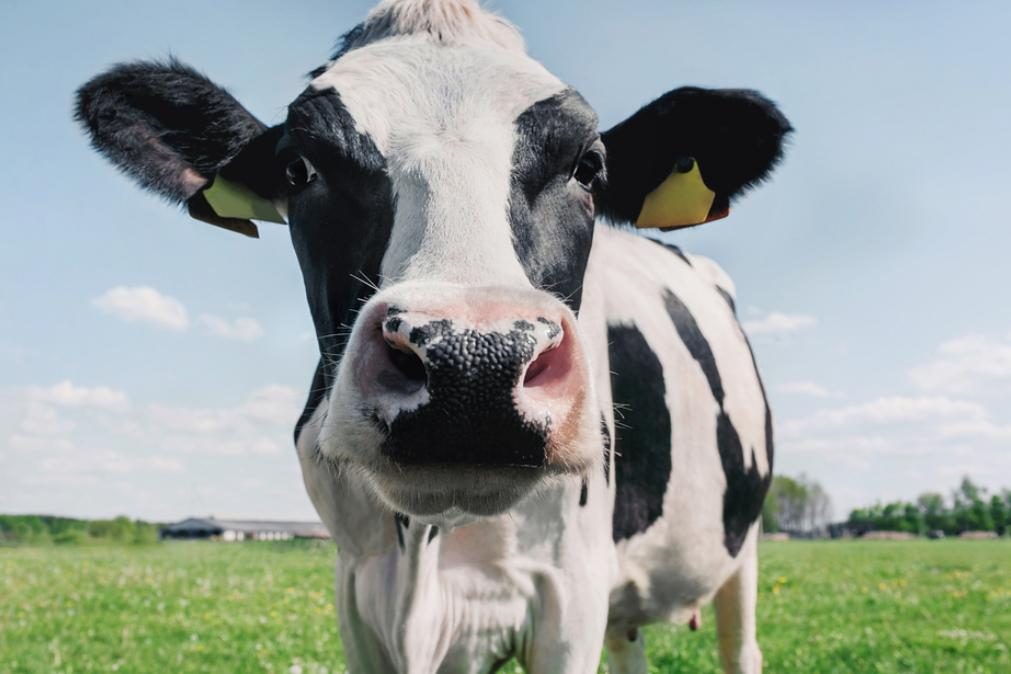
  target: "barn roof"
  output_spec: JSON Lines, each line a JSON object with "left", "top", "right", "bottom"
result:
{"left": 161, "top": 517, "right": 328, "bottom": 538}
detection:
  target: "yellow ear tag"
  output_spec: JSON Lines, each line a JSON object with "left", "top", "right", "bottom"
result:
{"left": 635, "top": 158, "right": 716, "bottom": 229}
{"left": 202, "top": 175, "right": 286, "bottom": 224}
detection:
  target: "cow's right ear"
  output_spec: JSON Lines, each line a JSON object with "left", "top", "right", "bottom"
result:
{"left": 75, "top": 58, "right": 284, "bottom": 238}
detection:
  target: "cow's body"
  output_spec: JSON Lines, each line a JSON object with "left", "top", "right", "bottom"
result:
{"left": 296, "top": 226, "right": 771, "bottom": 673}
{"left": 75, "top": 1, "right": 788, "bottom": 672}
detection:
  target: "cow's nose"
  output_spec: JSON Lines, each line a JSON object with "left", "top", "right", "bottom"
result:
{"left": 368, "top": 307, "right": 575, "bottom": 466}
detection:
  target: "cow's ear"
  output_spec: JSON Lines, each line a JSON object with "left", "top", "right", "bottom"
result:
{"left": 597, "top": 87, "right": 792, "bottom": 230}
{"left": 75, "top": 58, "right": 284, "bottom": 238}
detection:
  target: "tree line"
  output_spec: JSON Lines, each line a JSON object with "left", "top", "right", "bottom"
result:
{"left": 761, "top": 474, "right": 834, "bottom": 534}
{"left": 846, "top": 477, "right": 1010, "bottom": 537}
{"left": 0, "top": 514, "right": 160, "bottom": 545}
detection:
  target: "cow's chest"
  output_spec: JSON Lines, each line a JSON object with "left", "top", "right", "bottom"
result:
{"left": 343, "top": 520, "right": 561, "bottom": 673}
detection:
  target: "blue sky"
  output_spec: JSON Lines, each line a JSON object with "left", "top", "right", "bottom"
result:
{"left": 2, "top": 0, "right": 1009, "bottom": 521}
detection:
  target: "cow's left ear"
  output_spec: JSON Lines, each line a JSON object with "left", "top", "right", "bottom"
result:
{"left": 597, "top": 87, "right": 792, "bottom": 230}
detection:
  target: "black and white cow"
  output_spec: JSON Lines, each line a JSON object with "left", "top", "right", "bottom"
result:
{"left": 75, "top": 1, "right": 790, "bottom": 672}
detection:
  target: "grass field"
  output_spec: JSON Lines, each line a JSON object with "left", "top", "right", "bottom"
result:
{"left": 1, "top": 540, "right": 1008, "bottom": 673}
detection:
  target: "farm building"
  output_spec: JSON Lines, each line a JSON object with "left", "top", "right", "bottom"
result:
{"left": 160, "top": 517, "right": 328, "bottom": 542}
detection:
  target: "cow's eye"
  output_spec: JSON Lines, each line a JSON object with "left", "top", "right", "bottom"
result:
{"left": 285, "top": 156, "right": 318, "bottom": 189}
{"left": 572, "top": 150, "right": 604, "bottom": 191}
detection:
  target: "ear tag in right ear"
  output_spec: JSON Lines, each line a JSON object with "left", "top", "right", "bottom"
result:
{"left": 635, "top": 157, "right": 716, "bottom": 229}
{"left": 202, "top": 175, "right": 286, "bottom": 225}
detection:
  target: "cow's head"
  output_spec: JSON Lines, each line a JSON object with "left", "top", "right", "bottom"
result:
{"left": 75, "top": 0, "right": 790, "bottom": 519}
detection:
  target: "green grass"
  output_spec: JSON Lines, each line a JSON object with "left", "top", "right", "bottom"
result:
{"left": 1, "top": 540, "right": 1008, "bottom": 673}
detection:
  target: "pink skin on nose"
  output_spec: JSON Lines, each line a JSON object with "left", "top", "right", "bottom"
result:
{"left": 352, "top": 296, "right": 592, "bottom": 468}
{"left": 514, "top": 315, "right": 585, "bottom": 444}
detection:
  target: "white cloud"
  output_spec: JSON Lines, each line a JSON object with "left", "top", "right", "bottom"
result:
{"left": 93, "top": 286, "right": 189, "bottom": 331}
{"left": 239, "top": 385, "right": 302, "bottom": 424}
{"left": 775, "top": 387, "right": 1011, "bottom": 516}
{"left": 198, "top": 314, "right": 264, "bottom": 342}
{"left": 0, "top": 382, "right": 310, "bottom": 518}
{"left": 29, "top": 380, "right": 129, "bottom": 411}
{"left": 780, "top": 395, "right": 986, "bottom": 437}
{"left": 139, "top": 385, "right": 301, "bottom": 456}
{"left": 910, "top": 334, "right": 1011, "bottom": 395}
{"left": 37, "top": 449, "right": 183, "bottom": 476}
{"left": 776, "top": 380, "right": 836, "bottom": 398}
{"left": 938, "top": 418, "right": 1011, "bottom": 442}
{"left": 742, "top": 311, "right": 817, "bottom": 336}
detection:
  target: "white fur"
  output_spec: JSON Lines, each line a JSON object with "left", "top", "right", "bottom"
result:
{"left": 311, "top": 35, "right": 564, "bottom": 287}
{"left": 294, "top": 3, "right": 769, "bottom": 672}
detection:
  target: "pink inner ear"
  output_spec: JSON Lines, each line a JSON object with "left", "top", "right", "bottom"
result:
{"left": 180, "top": 167, "right": 208, "bottom": 196}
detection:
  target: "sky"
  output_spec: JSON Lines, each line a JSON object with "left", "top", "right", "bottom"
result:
{"left": 2, "top": 0, "right": 1010, "bottom": 522}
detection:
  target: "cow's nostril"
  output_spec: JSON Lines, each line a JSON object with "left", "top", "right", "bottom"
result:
{"left": 385, "top": 340, "right": 427, "bottom": 386}
{"left": 524, "top": 348, "right": 550, "bottom": 386}
{"left": 524, "top": 344, "right": 559, "bottom": 387}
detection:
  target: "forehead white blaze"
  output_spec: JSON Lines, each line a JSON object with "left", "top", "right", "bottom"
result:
{"left": 310, "top": 35, "right": 566, "bottom": 287}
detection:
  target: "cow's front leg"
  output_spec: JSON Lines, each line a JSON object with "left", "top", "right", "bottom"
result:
{"left": 713, "top": 526, "right": 763, "bottom": 674}
{"left": 524, "top": 629, "right": 607, "bottom": 674}
{"left": 605, "top": 628, "right": 647, "bottom": 674}
{"left": 518, "top": 562, "right": 610, "bottom": 674}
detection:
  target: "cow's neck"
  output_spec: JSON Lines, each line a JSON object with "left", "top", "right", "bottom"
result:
{"left": 333, "top": 475, "right": 606, "bottom": 673}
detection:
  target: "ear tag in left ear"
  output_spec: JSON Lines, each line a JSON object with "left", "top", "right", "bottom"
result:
{"left": 635, "top": 157, "right": 717, "bottom": 229}
{"left": 202, "top": 175, "right": 286, "bottom": 225}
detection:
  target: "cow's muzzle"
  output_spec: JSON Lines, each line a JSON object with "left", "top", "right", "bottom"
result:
{"left": 331, "top": 285, "right": 597, "bottom": 516}
{"left": 374, "top": 306, "right": 574, "bottom": 467}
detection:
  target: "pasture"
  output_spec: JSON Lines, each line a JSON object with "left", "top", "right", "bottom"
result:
{"left": 1, "top": 540, "right": 1008, "bottom": 673}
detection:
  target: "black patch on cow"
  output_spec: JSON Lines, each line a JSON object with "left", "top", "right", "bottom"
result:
{"left": 608, "top": 324, "right": 672, "bottom": 542}
{"left": 74, "top": 58, "right": 267, "bottom": 203}
{"left": 600, "top": 414, "right": 612, "bottom": 486}
{"left": 741, "top": 327, "right": 774, "bottom": 474}
{"left": 651, "top": 239, "right": 693, "bottom": 267}
{"left": 510, "top": 90, "right": 601, "bottom": 311}
{"left": 579, "top": 478, "right": 589, "bottom": 507}
{"left": 394, "top": 512, "right": 409, "bottom": 550}
{"left": 715, "top": 286, "right": 737, "bottom": 314}
{"left": 427, "top": 526, "right": 439, "bottom": 544}
{"left": 662, "top": 289, "right": 770, "bottom": 557}
{"left": 383, "top": 322, "right": 549, "bottom": 467}
{"left": 536, "top": 317, "right": 561, "bottom": 339}
{"left": 283, "top": 88, "right": 394, "bottom": 405}
{"left": 598, "top": 87, "right": 792, "bottom": 226}
{"left": 408, "top": 319, "right": 454, "bottom": 348}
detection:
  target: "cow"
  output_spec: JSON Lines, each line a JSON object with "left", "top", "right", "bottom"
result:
{"left": 74, "top": 1, "right": 790, "bottom": 672}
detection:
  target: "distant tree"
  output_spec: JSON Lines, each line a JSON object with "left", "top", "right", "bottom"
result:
{"left": 917, "top": 492, "right": 950, "bottom": 532}
{"left": 764, "top": 475, "right": 832, "bottom": 534}
{"left": 989, "top": 495, "right": 1008, "bottom": 536}
{"left": 53, "top": 528, "right": 88, "bottom": 545}
{"left": 762, "top": 489, "right": 780, "bottom": 533}
{"left": 806, "top": 481, "right": 833, "bottom": 532}
{"left": 902, "top": 502, "right": 925, "bottom": 535}
{"left": 771, "top": 475, "right": 809, "bottom": 532}
{"left": 847, "top": 507, "right": 872, "bottom": 535}
{"left": 878, "top": 502, "right": 906, "bottom": 531}
{"left": 0, "top": 515, "right": 161, "bottom": 545}
{"left": 947, "top": 477, "right": 994, "bottom": 533}
{"left": 849, "top": 477, "right": 1009, "bottom": 537}
{"left": 953, "top": 477, "right": 986, "bottom": 507}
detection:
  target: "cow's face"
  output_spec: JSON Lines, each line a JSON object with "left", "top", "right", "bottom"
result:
{"left": 285, "top": 26, "right": 607, "bottom": 518}
{"left": 75, "top": 0, "right": 790, "bottom": 519}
